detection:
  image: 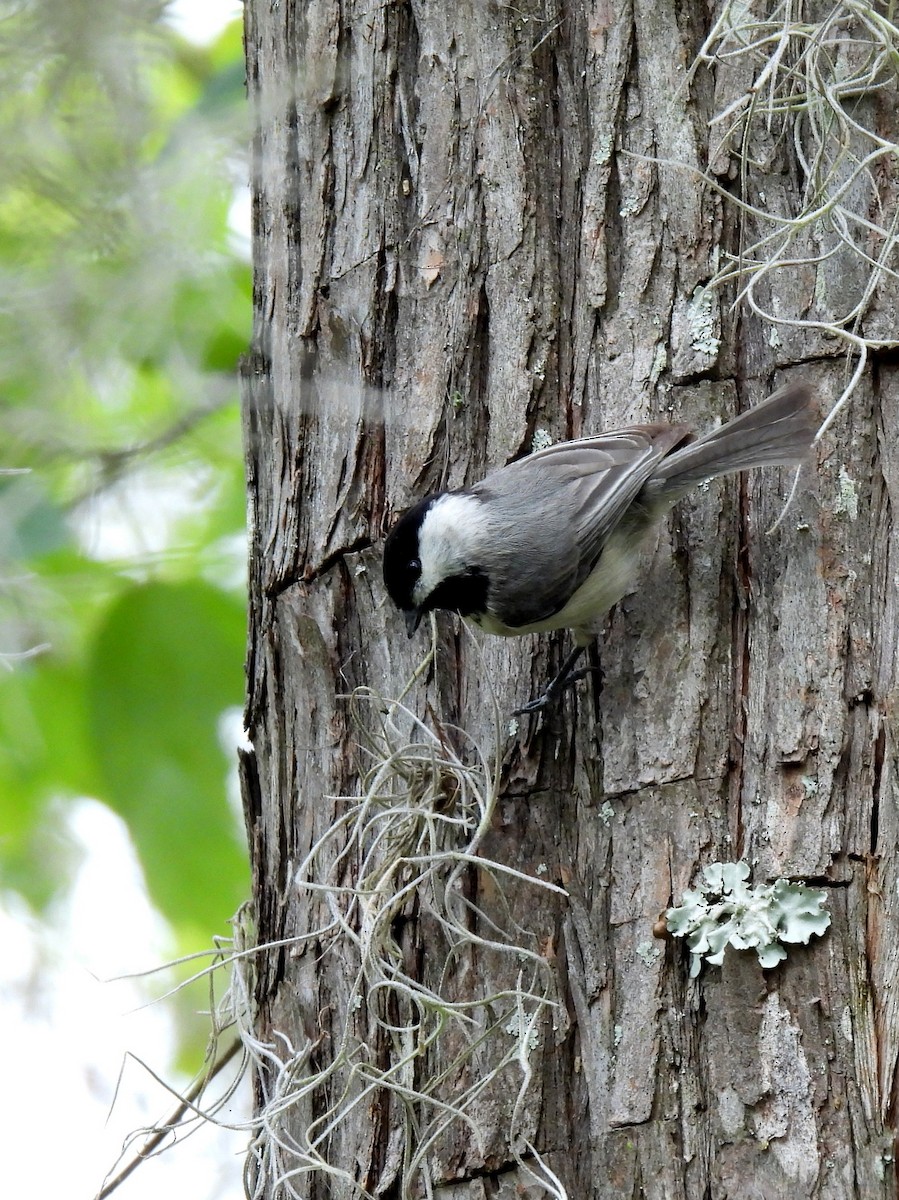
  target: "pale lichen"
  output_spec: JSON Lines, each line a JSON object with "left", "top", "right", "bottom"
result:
{"left": 833, "top": 466, "right": 859, "bottom": 521}
{"left": 686, "top": 287, "right": 721, "bottom": 358}
{"left": 666, "top": 861, "right": 831, "bottom": 977}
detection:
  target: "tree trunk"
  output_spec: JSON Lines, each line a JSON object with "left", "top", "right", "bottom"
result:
{"left": 240, "top": 2, "right": 899, "bottom": 1196}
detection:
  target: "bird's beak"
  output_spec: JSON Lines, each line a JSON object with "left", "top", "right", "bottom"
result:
{"left": 404, "top": 609, "right": 423, "bottom": 638}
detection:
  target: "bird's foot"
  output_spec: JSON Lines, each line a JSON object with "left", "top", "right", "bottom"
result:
{"left": 512, "top": 663, "right": 596, "bottom": 716}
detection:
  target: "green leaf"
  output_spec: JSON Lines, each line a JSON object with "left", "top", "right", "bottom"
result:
{"left": 86, "top": 579, "right": 248, "bottom": 936}
{"left": 0, "top": 654, "right": 96, "bottom": 906}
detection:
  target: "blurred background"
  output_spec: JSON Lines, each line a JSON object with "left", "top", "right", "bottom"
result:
{"left": 0, "top": 1, "right": 252, "bottom": 1195}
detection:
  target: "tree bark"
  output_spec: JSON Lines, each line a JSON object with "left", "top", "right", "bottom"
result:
{"left": 241, "top": 2, "right": 899, "bottom": 1196}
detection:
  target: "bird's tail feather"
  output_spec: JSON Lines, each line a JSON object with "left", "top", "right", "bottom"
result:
{"left": 647, "top": 383, "right": 817, "bottom": 501}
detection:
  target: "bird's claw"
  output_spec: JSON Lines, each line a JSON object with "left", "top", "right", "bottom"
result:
{"left": 512, "top": 665, "right": 598, "bottom": 717}
{"left": 512, "top": 693, "right": 553, "bottom": 716}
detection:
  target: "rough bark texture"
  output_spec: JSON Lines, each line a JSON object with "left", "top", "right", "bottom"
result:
{"left": 241, "top": 2, "right": 899, "bottom": 1197}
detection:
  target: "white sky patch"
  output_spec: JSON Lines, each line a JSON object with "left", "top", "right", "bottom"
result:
{"left": 0, "top": 799, "right": 248, "bottom": 1199}
{"left": 74, "top": 464, "right": 218, "bottom": 563}
{"left": 165, "top": 0, "right": 243, "bottom": 45}
{"left": 228, "top": 182, "right": 252, "bottom": 260}
{"left": 218, "top": 705, "right": 252, "bottom": 826}
{"left": 202, "top": 530, "right": 250, "bottom": 593}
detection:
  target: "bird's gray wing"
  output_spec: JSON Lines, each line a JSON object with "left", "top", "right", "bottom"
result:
{"left": 471, "top": 425, "right": 690, "bottom": 627}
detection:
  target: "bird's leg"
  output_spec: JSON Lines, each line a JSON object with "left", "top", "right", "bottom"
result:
{"left": 513, "top": 642, "right": 596, "bottom": 715}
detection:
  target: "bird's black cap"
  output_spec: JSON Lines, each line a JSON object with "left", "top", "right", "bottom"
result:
{"left": 383, "top": 496, "right": 436, "bottom": 613}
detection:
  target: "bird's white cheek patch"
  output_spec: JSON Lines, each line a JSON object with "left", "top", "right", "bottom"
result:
{"left": 415, "top": 493, "right": 489, "bottom": 603}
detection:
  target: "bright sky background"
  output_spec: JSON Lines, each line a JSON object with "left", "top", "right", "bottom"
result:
{"left": 167, "top": 0, "right": 244, "bottom": 45}
{"left": 0, "top": 803, "right": 249, "bottom": 1200}
{"left": 1, "top": 4, "right": 251, "bottom": 1198}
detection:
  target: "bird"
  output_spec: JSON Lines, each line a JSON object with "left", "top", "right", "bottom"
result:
{"left": 382, "top": 383, "right": 816, "bottom": 713}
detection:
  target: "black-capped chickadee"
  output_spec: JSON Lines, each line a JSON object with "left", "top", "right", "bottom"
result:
{"left": 383, "top": 384, "right": 816, "bottom": 713}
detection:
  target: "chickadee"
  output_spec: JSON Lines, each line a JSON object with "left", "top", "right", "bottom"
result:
{"left": 383, "top": 383, "right": 816, "bottom": 713}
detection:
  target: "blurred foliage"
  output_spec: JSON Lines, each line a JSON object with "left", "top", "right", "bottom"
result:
{"left": 0, "top": 2, "right": 251, "bottom": 942}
